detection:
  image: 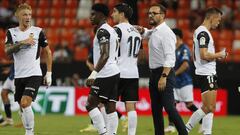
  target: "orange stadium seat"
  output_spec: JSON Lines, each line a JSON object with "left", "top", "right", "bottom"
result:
{"left": 234, "top": 10, "right": 240, "bottom": 21}
{"left": 0, "top": 29, "right": 5, "bottom": 39}
{"left": 232, "top": 49, "right": 240, "bottom": 62}
{"left": 50, "top": 8, "right": 63, "bottom": 18}
{"left": 177, "top": 19, "right": 190, "bottom": 29}
{"left": 35, "top": 18, "right": 49, "bottom": 28}
{"left": 166, "top": 9, "right": 176, "bottom": 18}
{"left": 77, "top": 19, "right": 91, "bottom": 28}
{"left": 185, "top": 38, "right": 193, "bottom": 51}
{"left": 177, "top": 9, "right": 189, "bottom": 18}
{"left": 64, "top": 9, "right": 77, "bottom": 18}
{"left": 2, "top": 0, "right": 9, "bottom": 8}
{"left": 219, "top": 30, "right": 233, "bottom": 40}
{"left": 74, "top": 47, "right": 88, "bottom": 61}
{"left": 25, "top": 0, "right": 37, "bottom": 8}
{"left": 35, "top": 8, "right": 49, "bottom": 18}
{"left": 63, "top": 18, "right": 77, "bottom": 28}
{"left": 211, "top": 30, "right": 219, "bottom": 40}
{"left": 216, "top": 40, "right": 232, "bottom": 52}
{"left": 182, "top": 30, "right": 193, "bottom": 41}
{"left": 137, "top": 2, "right": 148, "bottom": 10}
{"left": 65, "top": 0, "right": 78, "bottom": 8}
{"left": 206, "top": 0, "right": 220, "bottom": 7}
{"left": 178, "top": 0, "right": 190, "bottom": 9}
{"left": 234, "top": 30, "right": 240, "bottom": 40}
{"left": 38, "top": 0, "right": 50, "bottom": 8}
{"left": 0, "top": 37, "right": 7, "bottom": 58}
{"left": 49, "top": 18, "right": 63, "bottom": 28}
{"left": 52, "top": 0, "right": 65, "bottom": 8}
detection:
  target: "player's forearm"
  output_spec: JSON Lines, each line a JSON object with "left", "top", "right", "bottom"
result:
{"left": 94, "top": 53, "right": 109, "bottom": 72}
{"left": 45, "top": 48, "right": 52, "bottom": 72}
{"left": 175, "top": 62, "right": 189, "bottom": 76}
{"left": 5, "top": 43, "right": 24, "bottom": 55}
{"left": 201, "top": 52, "right": 219, "bottom": 61}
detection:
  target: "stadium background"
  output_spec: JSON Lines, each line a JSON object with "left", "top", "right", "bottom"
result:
{"left": 0, "top": 0, "right": 240, "bottom": 116}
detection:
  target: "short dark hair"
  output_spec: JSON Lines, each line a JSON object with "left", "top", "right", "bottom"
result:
{"left": 114, "top": 3, "right": 133, "bottom": 19}
{"left": 172, "top": 28, "right": 183, "bottom": 39}
{"left": 150, "top": 3, "right": 166, "bottom": 15}
{"left": 205, "top": 7, "right": 223, "bottom": 19}
{"left": 92, "top": 3, "right": 109, "bottom": 17}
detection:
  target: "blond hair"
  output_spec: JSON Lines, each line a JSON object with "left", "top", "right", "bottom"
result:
{"left": 15, "top": 3, "right": 32, "bottom": 16}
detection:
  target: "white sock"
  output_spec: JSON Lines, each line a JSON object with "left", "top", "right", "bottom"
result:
{"left": 22, "top": 106, "right": 34, "bottom": 132}
{"left": 100, "top": 107, "right": 108, "bottom": 125}
{"left": 106, "top": 112, "right": 118, "bottom": 135}
{"left": 89, "top": 108, "right": 107, "bottom": 135}
{"left": 19, "top": 110, "right": 26, "bottom": 127}
{"left": 128, "top": 111, "right": 137, "bottom": 135}
{"left": 203, "top": 112, "right": 214, "bottom": 135}
{"left": 186, "top": 108, "right": 206, "bottom": 132}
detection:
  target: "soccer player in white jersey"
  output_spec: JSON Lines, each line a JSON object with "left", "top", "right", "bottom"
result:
{"left": 4, "top": 3, "right": 52, "bottom": 135}
{"left": 85, "top": 3, "right": 120, "bottom": 135}
{"left": 185, "top": 8, "right": 227, "bottom": 135}
{"left": 111, "top": 3, "right": 142, "bottom": 135}
{"left": 1, "top": 64, "right": 15, "bottom": 126}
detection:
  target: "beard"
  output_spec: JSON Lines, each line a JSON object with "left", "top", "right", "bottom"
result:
{"left": 149, "top": 20, "right": 157, "bottom": 26}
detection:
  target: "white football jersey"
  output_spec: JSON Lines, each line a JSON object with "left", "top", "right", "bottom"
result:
{"left": 93, "top": 23, "right": 120, "bottom": 78}
{"left": 114, "top": 23, "right": 142, "bottom": 78}
{"left": 5, "top": 26, "right": 48, "bottom": 78}
{"left": 193, "top": 26, "right": 216, "bottom": 75}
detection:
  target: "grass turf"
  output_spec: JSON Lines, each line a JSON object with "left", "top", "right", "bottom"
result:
{"left": 0, "top": 113, "right": 239, "bottom": 135}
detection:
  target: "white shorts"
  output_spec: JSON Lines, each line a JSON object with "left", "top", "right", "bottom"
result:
{"left": 2, "top": 78, "right": 15, "bottom": 93}
{"left": 174, "top": 84, "right": 193, "bottom": 102}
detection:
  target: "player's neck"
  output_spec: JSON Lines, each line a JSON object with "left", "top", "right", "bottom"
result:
{"left": 96, "top": 20, "right": 106, "bottom": 30}
{"left": 202, "top": 20, "right": 211, "bottom": 30}
{"left": 119, "top": 18, "right": 128, "bottom": 24}
{"left": 19, "top": 24, "right": 31, "bottom": 31}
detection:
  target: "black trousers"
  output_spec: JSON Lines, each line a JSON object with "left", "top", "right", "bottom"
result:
{"left": 149, "top": 67, "right": 188, "bottom": 135}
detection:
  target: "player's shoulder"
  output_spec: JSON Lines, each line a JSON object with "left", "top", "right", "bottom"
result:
{"left": 31, "top": 26, "right": 43, "bottom": 32}
{"left": 7, "top": 26, "right": 19, "bottom": 33}
{"left": 195, "top": 26, "right": 209, "bottom": 36}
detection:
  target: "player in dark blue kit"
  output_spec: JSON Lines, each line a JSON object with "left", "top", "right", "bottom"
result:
{"left": 1, "top": 64, "right": 15, "bottom": 126}
{"left": 165, "top": 28, "right": 202, "bottom": 133}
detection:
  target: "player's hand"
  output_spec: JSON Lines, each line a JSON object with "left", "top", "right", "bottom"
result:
{"left": 20, "top": 37, "right": 35, "bottom": 46}
{"left": 158, "top": 77, "right": 167, "bottom": 91}
{"left": 44, "top": 72, "right": 52, "bottom": 87}
{"left": 86, "top": 79, "right": 95, "bottom": 87}
{"left": 86, "top": 70, "right": 97, "bottom": 87}
{"left": 134, "top": 25, "right": 145, "bottom": 34}
{"left": 219, "top": 48, "right": 228, "bottom": 59}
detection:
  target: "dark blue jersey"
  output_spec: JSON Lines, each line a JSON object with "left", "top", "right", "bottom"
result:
{"left": 174, "top": 44, "right": 192, "bottom": 88}
{"left": 8, "top": 64, "right": 14, "bottom": 80}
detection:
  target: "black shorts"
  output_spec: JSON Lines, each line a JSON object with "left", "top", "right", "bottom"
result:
{"left": 118, "top": 78, "right": 139, "bottom": 102}
{"left": 14, "top": 76, "right": 42, "bottom": 102}
{"left": 195, "top": 75, "right": 218, "bottom": 93}
{"left": 90, "top": 73, "right": 120, "bottom": 102}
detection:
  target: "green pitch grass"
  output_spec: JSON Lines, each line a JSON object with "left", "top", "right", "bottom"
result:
{"left": 0, "top": 112, "right": 239, "bottom": 135}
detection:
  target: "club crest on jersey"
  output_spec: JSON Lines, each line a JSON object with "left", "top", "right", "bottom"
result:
{"left": 29, "top": 33, "right": 34, "bottom": 38}
{"left": 199, "top": 37, "right": 206, "bottom": 46}
{"left": 100, "top": 36, "right": 108, "bottom": 43}
{"left": 209, "top": 83, "right": 214, "bottom": 88}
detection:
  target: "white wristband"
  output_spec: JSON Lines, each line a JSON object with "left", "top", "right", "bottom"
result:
{"left": 88, "top": 70, "right": 98, "bottom": 79}
{"left": 46, "top": 72, "right": 52, "bottom": 77}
